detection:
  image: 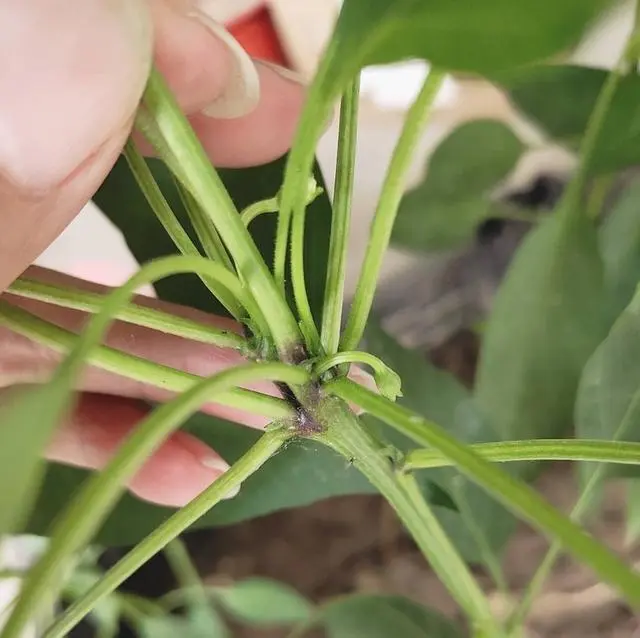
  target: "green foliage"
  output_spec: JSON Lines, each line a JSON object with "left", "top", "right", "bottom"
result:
{"left": 314, "top": 594, "right": 463, "bottom": 638}
{"left": 599, "top": 181, "right": 640, "bottom": 319}
{"left": 392, "top": 120, "right": 525, "bottom": 252}
{"left": 213, "top": 578, "right": 312, "bottom": 626}
{"left": 364, "top": 322, "right": 515, "bottom": 563}
{"left": 474, "top": 209, "right": 609, "bottom": 448}
{"left": 501, "top": 65, "right": 640, "bottom": 174}
{"left": 332, "top": 0, "right": 611, "bottom": 78}
{"left": 16, "top": 154, "right": 385, "bottom": 544}
{"left": 576, "top": 287, "right": 640, "bottom": 480}
{"left": 140, "top": 608, "right": 228, "bottom": 638}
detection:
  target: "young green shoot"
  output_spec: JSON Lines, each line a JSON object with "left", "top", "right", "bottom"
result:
{"left": 321, "top": 79, "right": 360, "bottom": 355}
{"left": 340, "top": 68, "right": 446, "bottom": 351}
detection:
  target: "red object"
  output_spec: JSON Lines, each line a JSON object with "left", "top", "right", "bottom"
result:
{"left": 227, "top": 6, "right": 291, "bottom": 69}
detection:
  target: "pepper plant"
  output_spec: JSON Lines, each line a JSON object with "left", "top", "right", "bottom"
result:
{"left": 3, "top": 1, "right": 640, "bottom": 636}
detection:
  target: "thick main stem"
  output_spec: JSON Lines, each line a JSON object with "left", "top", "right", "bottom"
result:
{"left": 316, "top": 399, "right": 499, "bottom": 635}
{"left": 329, "top": 379, "right": 640, "bottom": 606}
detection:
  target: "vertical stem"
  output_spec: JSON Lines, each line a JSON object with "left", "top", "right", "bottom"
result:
{"left": 340, "top": 68, "right": 446, "bottom": 351}
{"left": 559, "top": 42, "right": 631, "bottom": 220}
{"left": 290, "top": 190, "right": 322, "bottom": 352}
{"left": 275, "top": 42, "right": 338, "bottom": 290}
{"left": 321, "top": 79, "right": 361, "bottom": 355}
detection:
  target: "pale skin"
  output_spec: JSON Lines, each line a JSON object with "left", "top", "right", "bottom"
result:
{"left": 0, "top": 0, "right": 359, "bottom": 508}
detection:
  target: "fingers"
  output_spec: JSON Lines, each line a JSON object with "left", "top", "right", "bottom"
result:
{"left": 2, "top": 267, "right": 279, "bottom": 429}
{"left": 0, "top": 0, "right": 306, "bottom": 293}
{"left": 0, "top": 0, "right": 153, "bottom": 291}
{"left": 44, "top": 392, "right": 236, "bottom": 508}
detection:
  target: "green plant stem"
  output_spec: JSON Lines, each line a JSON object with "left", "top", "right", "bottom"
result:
{"left": 8, "top": 277, "right": 246, "bottom": 351}
{"left": 328, "top": 379, "right": 640, "bottom": 606}
{"left": 164, "top": 539, "right": 209, "bottom": 610}
{"left": 290, "top": 184, "right": 322, "bottom": 352}
{"left": 560, "top": 43, "right": 631, "bottom": 219}
{"left": 314, "top": 350, "right": 400, "bottom": 400}
{"left": 43, "top": 429, "right": 289, "bottom": 638}
{"left": 586, "top": 174, "right": 615, "bottom": 221}
{"left": 451, "top": 477, "right": 508, "bottom": 593}
{"left": 341, "top": 68, "right": 446, "bottom": 351}
{"left": 507, "top": 392, "right": 640, "bottom": 631}
{"left": 141, "top": 69, "right": 302, "bottom": 357}
{"left": 321, "top": 79, "right": 360, "bottom": 355}
{"left": 0, "top": 362, "right": 306, "bottom": 638}
{"left": 275, "top": 41, "right": 338, "bottom": 291}
{"left": 240, "top": 197, "right": 279, "bottom": 227}
{"left": 174, "top": 177, "right": 235, "bottom": 272}
{"left": 123, "top": 141, "right": 244, "bottom": 321}
{"left": 403, "top": 439, "right": 640, "bottom": 471}
{"left": 0, "top": 302, "right": 290, "bottom": 421}
{"left": 317, "top": 401, "right": 499, "bottom": 635}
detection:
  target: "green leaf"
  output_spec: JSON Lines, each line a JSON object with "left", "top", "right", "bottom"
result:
{"left": 392, "top": 120, "right": 525, "bottom": 252}
{"left": 599, "top": 181, "right": 640, "bottom": 320}
{"left": 625, "top": 479, "right": 640, "bottom": 546}
{"left": 140, "top": 607, "right": 228, "bottom": 638}
{"left": 213, "top": 578, "right": 312, "bottom": 626}
{"left": 500, "top": 65, "right": 640, "bottom": 174}
{"left": 330, "top": 0, "right": 611, "bottom": 81}
{"left": 364, "top": 322, "right": 515, "bottom": 563}
{"left": 316, "top": 595, "right": 463, "bottom": 638}
{"left": 0, "top": 384, "right": 73, "bottom": 535}
{"left": 474, "top": 209, "right": 609, "bottom": 449}
{"left": 575, "top": 288, "right": 640, "bottom": 479}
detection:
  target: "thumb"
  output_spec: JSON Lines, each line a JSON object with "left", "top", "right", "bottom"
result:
{"left": 0, "top": 0, "right": 153, "bottom": 291}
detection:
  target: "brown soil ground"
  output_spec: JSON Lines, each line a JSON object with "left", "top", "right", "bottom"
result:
{"left": 180, "top": 331, "right": 640, "bottom": 638}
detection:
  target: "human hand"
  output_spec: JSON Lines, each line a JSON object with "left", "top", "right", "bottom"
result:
{"left": 0, "top": 0, "right": 309, "bottom": 507}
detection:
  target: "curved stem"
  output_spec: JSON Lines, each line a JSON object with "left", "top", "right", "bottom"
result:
{"left": 1, "top": 364, "right": 305, "bottom": 638}
{"left": 403, "top": 439, "right": 640, "bottom": 471}
{"left": 123, "top": 141, "right": 244, "bottom": 321}
{"left": 7, "top": 277, "right": 246, "bottom": 352}
{"left": 43, "top": 429, "right": 289, "bottom": 638}
{"left": 314, "top": 351, "right": 401, "bottom": 400}
{"left": 341, "top": 68, "right": 446, "bottom": 351}
{"left": 328, "top": 378, "right": 640, "bottom": 606}
{"left": 240, "top": 197, "right": 279, "bottom": 227}
{"left": 321, "top": 79, "right": 360, "bottom": 355}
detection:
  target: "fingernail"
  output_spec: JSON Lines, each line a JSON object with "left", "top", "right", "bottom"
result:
{"left": 189, "top": 3, "right": 260, "bottom": 119}
{"left": 0, "top": 0, "right": 152, "bottom": 191}
{"left": 255, "top": 60, "right": 308, "bottom": 87}
{"left": 200, "top": 455, "right": 241, "bottom": 500}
